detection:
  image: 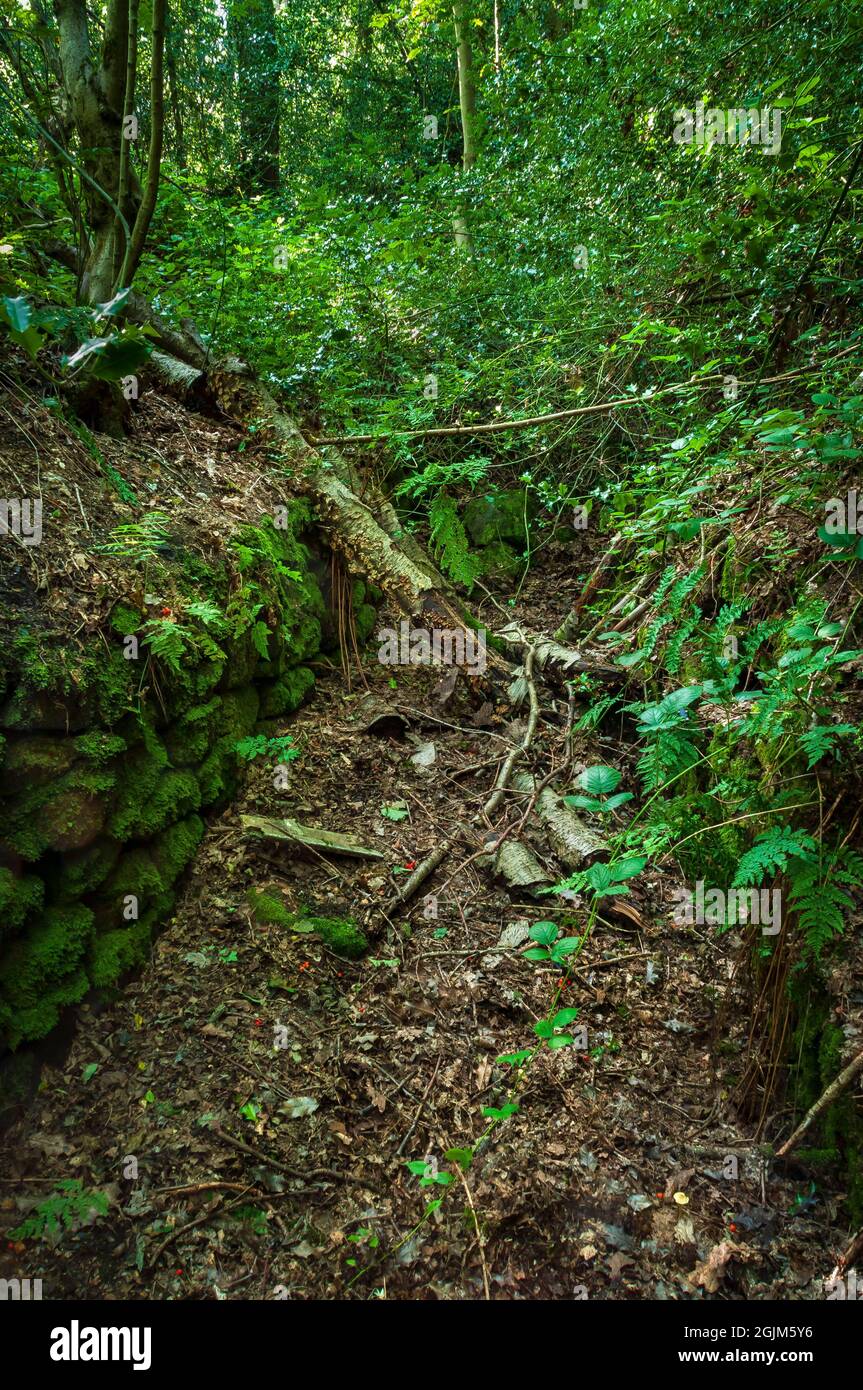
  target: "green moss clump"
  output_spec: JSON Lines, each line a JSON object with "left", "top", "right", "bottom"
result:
{"left": 259, "top": 666, "right": 315, "bottom": 718}
{"left": 196, "top": 741, "right": 236, "bottom": 808}
{"left": 126, "top": 769, "right": 201, "bottom": 840}
{"left": 0, "top": 868, "right": 44, "bottom": 940}
{"left": 74, "top": 731, "right": 126, "bottom": 764}
{"left": 53, "top": 838, "right": 121, "bottom": 901}
{"left": 99, "top": 848, "right": 163, "bottom": 908}
{"left": 108, "top": 720, "right": 169, "bottom": 840}
{"left": 1, "top": 968, "right": 90, "bottom": 1048}
{"left": 0, "top": 903, "right": 94, "bottom": 1013}
{"left": 164, "top": 699, "right": 222, "bottom": 766}
{"left": 248, "top": 890, "right": 367, "bottom": 959}
{"left": 0, "top": 764, "right": 113, "bottom": 860}
{"left": 88, "top": 914, "right": 156, "bottom": 989}
{"left": 219, "top": 686, "right": 260, "bottom": 741}
{"left": 109, "top": 603, "right": 142, "bottom": 637}
{"left": 0, "top": 735, "right": 80, "bottom": 793}
{"left": 463, "top": 489, "right": 538, "bottom": 547}
{"left": 478, "top": 540, "right": 520, "bottom": 581}
{"left": 150, "top": 814, "right": 205, "bottom": 887}
{"left": 354, "top": 604, "right": 377, "bottom": 645}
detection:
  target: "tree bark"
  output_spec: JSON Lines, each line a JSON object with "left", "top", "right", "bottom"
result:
{"left": 452, "top": 0, "right": 477, "bottom": 249}
{"left": 51, "top": 0, "right": 140, "bottom": 302}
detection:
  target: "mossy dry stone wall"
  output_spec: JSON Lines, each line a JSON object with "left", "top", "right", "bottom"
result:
{"left": 0, "top": 511, "right": 361, "bottom": 1054}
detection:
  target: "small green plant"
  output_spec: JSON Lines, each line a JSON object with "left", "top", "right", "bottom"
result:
{"left": 550, "top": 856, "right": 646, "bottom": 901}
{"left": 523, "top": 920, "right": 583, "bottom": 965}
{"left": 10, "top": 1180, "right": 109, "bottom": 1243}
{"left": 565, "top": 764, "right": 634, "bottom": 816}
{"left": 235, "top": 734, "right": 300, "bottom": 763}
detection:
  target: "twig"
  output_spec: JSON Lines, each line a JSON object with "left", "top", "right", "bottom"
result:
{"left": 209, "top": 1124, "right": 385, "bottom": 1193}
{"left": 775, "top": 1046, "right": 863, "bottom": 1158}
{"left": 312, "top": 360, "right": 853, "bottom": 446}
{"left": 396, "top": 1058, "right": 442, "bottom": 1157}
{"left": 453, "top": 1161, "right": 491, "bottom": 1301}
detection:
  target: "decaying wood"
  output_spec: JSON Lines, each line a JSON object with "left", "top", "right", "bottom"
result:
{"left": 499, "top": 623, "right": 620, "bottom": 683}
{"left": 511, "top": 771, "right": 605, "bottom": 868}
{"left": 493, "top": 838, "right": 551, "bottom": 892}
{"left": 144, "top": 349, "right": 211, "bottom": 408}
{"left": 242, "top": 814, "right": 385, "bottom": 860}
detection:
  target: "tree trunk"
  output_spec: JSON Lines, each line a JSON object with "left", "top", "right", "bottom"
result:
{"left": 452, "top": 0, "right": 477, "bottom": 250}
{"left": 51, "top": 0, "right": 136, "bottom": 300}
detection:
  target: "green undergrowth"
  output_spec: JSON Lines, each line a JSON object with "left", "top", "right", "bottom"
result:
{"left": 248, "top": 888, "right": 367, "bottom": 959}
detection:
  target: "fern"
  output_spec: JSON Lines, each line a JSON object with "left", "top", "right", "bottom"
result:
{"left": 787, "top": 844, "right": 863, "bottom": 958}
{"left": 731, "top": 826, "right": 817, "bottom": 888}
{"left": 637, "top": 729, "right": 699, "bottom": 790}
{"left": 428, "top": 493, "right": 483, "bottom": 591}
{"left": 141, "top": 617, "right": 191, "bottom": 673}
{"left": 798, "top": 723, "right": 856, "bottom": 768}
{"left": 11, "top": 1179, "right": 109, "bottom": 1243}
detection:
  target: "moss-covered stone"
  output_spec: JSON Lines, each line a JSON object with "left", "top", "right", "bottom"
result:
{"left": 248, "top": 889, "right": 367, "bottom": 958}
{"left": 53, "top": 838, "right": 121, "bottom": 902}
{"left": 99, "top": 847, "right": 163, "bottom": 909}
{"left": 478, "top": 540, "right": 521, "bottom": 581}
{"left": 0, "top": 494, "right": 330, "bottom": 1057}
{"left": 463, "top": 489, "right": 539, "bottom": 547}
{"left": 0, "top": 765, "right": 112, "bottom": 860}
{"left": 219, "top": 686, "right": 260, "bottom": 741}
{"left": 0, "top": 868, "right": 44, "bottom": 940}
{"left": 354, "top": 604, "right": 377, "bottom": 645}
{"left": 1, "top": 967, "right": 90, "bottom": 1048}
{"left": 0, "top": 903, "right": 94, "bottom": 1012}
{"left": 195, "top": 739, "right": 237, "bottom": 809}
{"left": 0, "top": 735, "right": 80, "bottom": 794}
{"left": 107, "top": 722, "right": 169, "bottom": 840}
{"left": 150, "top": 814, "right": 205, "bottom": 887}
{"left": 121, "top": 769, "right": 201, "bottom": 840}
{"left": 88, "top": 913, "right": 156, "bottom": 989}
{"left": 258, "top": 666, "right": 315, "bottom": 718}
{"left": 164, "top": 698, "right": 222, "bottom": 766}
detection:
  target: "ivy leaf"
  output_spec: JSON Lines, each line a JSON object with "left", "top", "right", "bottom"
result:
{"left": 552, "top": 1008, "right": 580, "bottom": 1028}
{"left": 547, "top": 1034, "right": 574, "bottom": 1049}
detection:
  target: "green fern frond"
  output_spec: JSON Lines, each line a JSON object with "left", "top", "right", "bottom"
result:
{"left": 428, "top": 493, "right": 483, "bottom": 591}
{"left": 731, "top": 825, "right": 817, "bottom": 888}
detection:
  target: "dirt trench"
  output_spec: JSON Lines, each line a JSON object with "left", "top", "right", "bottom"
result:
{"left": 0, "top": 553, "right": 847, "bottom": 1302}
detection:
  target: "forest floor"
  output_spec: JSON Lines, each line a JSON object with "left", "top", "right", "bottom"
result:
{"left": 0, "top": 500, "right": 852, "bottom": 1300}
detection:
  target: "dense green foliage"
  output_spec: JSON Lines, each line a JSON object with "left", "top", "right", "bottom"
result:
{"left": 0, "top": 0, "right": 861, "bottom": 1210}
